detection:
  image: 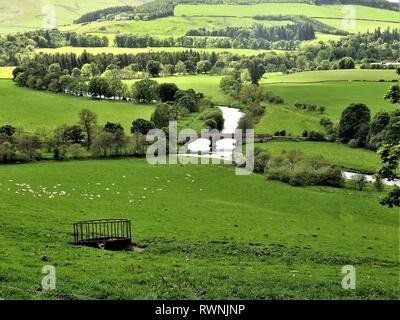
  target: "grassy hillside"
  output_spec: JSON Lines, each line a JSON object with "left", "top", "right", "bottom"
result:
{"left": 175, "top": 4, "right": 400, "bottom": 21}
{"left": 60, "top": 15, "right": 292, "bottom": 37}
{"left": 0, "top": 0, "right": 145, "bottom": 34}
{"left": 0, "top": 80, "right": 154, "bottom": 131}
{"left": 0, "top": 158, "right": 398, "bottom": 299}
{"left": 262, "top": 69, "right": 398, "bottom": 83}
{"left": 255, "top": 140, "right": 381, "bottom": 173}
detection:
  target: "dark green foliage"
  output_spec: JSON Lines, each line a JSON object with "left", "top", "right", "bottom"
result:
{"left": 157, "top": 83, "right": 179, "bottom": 103}
{"left": 338, "top": 103, "right": 371, "bottom": 144}
{"left": 131, "top": 119, "right": 156, "bottom": 135}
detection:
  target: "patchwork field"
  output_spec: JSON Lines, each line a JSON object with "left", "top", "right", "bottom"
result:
{"left": 0, "top": 0, "right": 145, "bottom": 34}
{"left": 0, "top": 80, "right": 154, "bottom": 131}
{"left": 175, "top": 3, "right": 400, "bottom": 33}
{"left": 0, "top": 158, "right": 398, "bottom": 299}
{"left": 255, "top": 140, "right": 381, "bottom": 173}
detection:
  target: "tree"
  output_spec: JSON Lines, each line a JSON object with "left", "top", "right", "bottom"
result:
{"left": 104, "top": 122, "right": 123, "bottom": 134}
{"left": 16, "top": 134, "right": 41, "bottom": 159}
{"left": 196, "top": 60, "right": 212, "bottom": 74}
{"left": 157, "top": 83, "right": 179, "bottom": 103}
{"left": 384, "top": 67, "right": 400, "bottom": 104}
{"left": 146, "top": 60, "right": 162, "bottom": 77}
{"left": 377, "top": 144, "right": 400, "bottom": 208}
{"left": 376, "top": 67, "right": 400, "bottom": 208}
{"left": 64, "top": 125, "right": 85, "bottom": 144}
{"left": 338, "top": 103, "right": 371, "bottom": 144}
{"left": 88, "top": 77, "right": 112, "bottom": 98}
{"left": 338, "top": 57, "right": 355, "bottom": 69}
{"left": 0, "top": 125, "right": 16, "bottom": 137}
{"left": 132, "top": 79, "right": 159, "bottom": 103}
{"left": 151, "top": 104, "right": 173, "bottom": 128}
{"left": 131, "top": 119, "right": 155, "bottom": 135}
{"left": 243, "top": 58, "right": 265, "bottom": 84}
{"left": 79, "top": 109, "right": 98, "bottom": 149}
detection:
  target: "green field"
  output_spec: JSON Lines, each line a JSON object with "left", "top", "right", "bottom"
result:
{"left": 262, "top": 69, "right": 398, "bottom": 83}
{"left": 0, "top": 158, "right": 398, "bottom": 299}
{"left": 0, "top": 80, "right": 154, "bottom": 131}
{"left": 124, "top": 75, "right": 228, "bottom": 104}
{"left": 61, "top": 15, "right": 292, "bottom": 37}
{"left": 0, "top": 0, "right": 145, "bottom": 34}
{"left": 37, "top": 46, "right": 281, "bottom": 57}
{"left": 255, "top": 140, "right": 381, "bottom": 173}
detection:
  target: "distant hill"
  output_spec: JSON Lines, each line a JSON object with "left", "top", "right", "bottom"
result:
{"left": 0, "top": 0, "right": 149, "bottom": 33}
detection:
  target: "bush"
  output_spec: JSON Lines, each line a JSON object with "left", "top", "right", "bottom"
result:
{"left": 352, "top": 174, "right": 367, "bottom": 191}
{"left": 347, "top": 139, "right": 359, "bottom": 148}
{"left": 374, "top": 177, "right": 384, "bottom": 191}
{"left": 67, "top": 144, "right": 89, "bottom": 159}
{"left": 254, "top": 151, "right": 270, "bottom": 173}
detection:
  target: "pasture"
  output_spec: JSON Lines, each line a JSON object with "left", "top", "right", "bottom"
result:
{"left": 60, "top": 16, "right": 292, "bottom": 37}
{"left": 255, "top": 140, "right": 381, "bottom": 173}
{"left": 175, "top": 3, "right": 400, "bottom": 33}
{"left": 0, "top": 0, "right": 145, "bottom": 34}
{"left": 0, "top": 158, "right": 398, "bottom": 299}
{"left": 0, "top": 80, "right": 154, "bottom": 132}
{"left": 124, "top": 75, "right": 228, "bottom": 105}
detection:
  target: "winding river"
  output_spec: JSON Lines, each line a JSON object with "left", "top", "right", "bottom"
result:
{"left": 184, "top": 106, "right": 399, "bottom": 186}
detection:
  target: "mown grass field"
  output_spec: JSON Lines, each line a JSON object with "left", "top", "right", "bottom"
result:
{"left": 255, "top": 140, "right": 381, "bottom": 173}
{"left": 262, "top": 69, "right": 398, "bottom": 83}
{"left": 0, "top": 158, "right": 398, "bottom": 299}
{"left": 0, "top": 80, "right": 154, "bottom": 131}
{"left": 0, "top": 0, "right": 145, "bottom": 34}
{"left": 256, "top": 69, "right": 398, "bottom": 136}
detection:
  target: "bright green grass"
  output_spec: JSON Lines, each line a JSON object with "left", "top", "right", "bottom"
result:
{"left": 0, "top": 66, "right": 13, "bottom": 79}
{"left": 37, "top": 46, "right": 282, "bottom": 57}
{"left": 265, "top": 82, "right": 397, "bottom": 121}
{"left": 255, "top": 104, "right": 322, "bottom": 136}
{"left": 61, "top": 16, "right": 292, "bottom": 37}
{"left": 0, "top": 80, "right": 154, "bottom": 131}
{"left": 175, "top": 4, "right": 400, "bottom": 22}
{"left": 124, "top": 75, "right": 228, "bottom": 104}
{"left": 317, "top": 18, "right": 400, "bottom": 34}
{"left": 261, "top": 69, "right": 398, "bottom": 83}
{"left": 0, "top": 0, "right": 144, "bottom": 34}
{"left": 0, "top": 158, "right": 398, "bottom": 299}
{"left": 255, "top": 140, "right": 381, "bottom": 173}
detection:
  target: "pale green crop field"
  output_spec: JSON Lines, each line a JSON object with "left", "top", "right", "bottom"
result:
{"left": 36, "top": 46, "right": 283, "bottom": 56}
{"left": 0, "top": 80, "right": 155, "bottom": 131}
{"left": 61, "top": 16, "right": 292, "bottom": 37}
{"left": 255, "top": 140, "right": 381, "bottom": 173}
{"left": 0, "top": 0, "right": 144, "bottom": 34}
{"left": 262, "top": 69, "right": 398, "bottom": 83}
{"left": 0, "top": 66, "right": 14, "bottom": 79}
{"left": 175, "top": 4, "right": 400, "bottom": 22}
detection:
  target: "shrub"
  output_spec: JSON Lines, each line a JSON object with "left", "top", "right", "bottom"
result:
{"left": 254, "top": 151, "right": 270, "bottom": 173}
{"left": 67, "top": 144, "right": 89, "bottom": 159}
{"left": 352, "top": 174, "right": 368, "bottom": 191}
